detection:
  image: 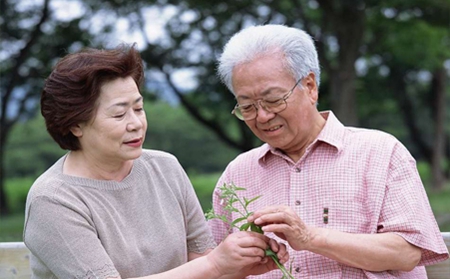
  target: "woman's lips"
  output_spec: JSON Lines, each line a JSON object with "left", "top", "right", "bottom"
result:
{"left": 124, "top": 138, "right": 142, "bottom": 147}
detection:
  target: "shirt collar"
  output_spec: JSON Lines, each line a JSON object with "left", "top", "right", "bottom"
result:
{"left": 257, "top": 110, "right": 345, "bottom": 163}
{"left": 316, "top": 110, "right": 345, "bottom": 152}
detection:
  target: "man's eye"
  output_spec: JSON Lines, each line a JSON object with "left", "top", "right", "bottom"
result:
{"left": 264, "top": 98, "right": 284, "bottom": 105}
{"left": 239, "top": 104, "right": 253, "bottom": 111}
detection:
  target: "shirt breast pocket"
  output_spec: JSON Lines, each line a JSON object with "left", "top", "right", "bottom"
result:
{"left": 326, "top": 200, "right": 371, "bottom": 233}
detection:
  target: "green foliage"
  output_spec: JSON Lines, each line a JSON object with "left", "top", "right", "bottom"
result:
{"left": 0, "top": 177, "right": 35, "bottom": 241}
{"left": 143, "top": 101, "right": 239, "bottom": 173}
{"left": 205, "top": 183, "right": 262, "bottom": 231}
{"left": 4, "top": 177, "right": 34, "bottom": 214}
{"left": 427, "top": 183, "right": 450, "bottom": 232}
{"left": 4, "top": 116, "right": 66, "bottom": 179}
{"left": 0, "top": 214, "right": 25, "bottom": 242}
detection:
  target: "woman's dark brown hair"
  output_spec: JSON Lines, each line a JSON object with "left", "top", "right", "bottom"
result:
{"left": 41, "top": 44, "right": 144, "bottom": 150}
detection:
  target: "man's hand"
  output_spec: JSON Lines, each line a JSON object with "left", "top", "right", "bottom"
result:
{"left": 248, "top": 205, "right": 312, "bottom": 251}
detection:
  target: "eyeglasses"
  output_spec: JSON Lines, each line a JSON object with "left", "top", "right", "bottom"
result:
{"left": 231, "top": 78, "right": 302, "bottom": 121}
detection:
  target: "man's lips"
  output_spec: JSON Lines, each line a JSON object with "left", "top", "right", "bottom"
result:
{"left": 263, "top": 125, "right": 282, "bottom": 132}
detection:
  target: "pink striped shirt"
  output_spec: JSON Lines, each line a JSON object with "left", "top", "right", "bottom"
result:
{"left": 209, "top": 111, "right": 449, "bottom": 278}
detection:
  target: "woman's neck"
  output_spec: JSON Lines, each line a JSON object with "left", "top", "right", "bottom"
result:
{"left": 63, "top": 151, "right": 133, "bottom": 182}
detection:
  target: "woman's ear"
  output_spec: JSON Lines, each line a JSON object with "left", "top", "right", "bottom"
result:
{"left": 70, "top": 124, "right": 83, "bottom": 138}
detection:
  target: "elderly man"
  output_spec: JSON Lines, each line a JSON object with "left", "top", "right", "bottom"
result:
{"left": 209, "top": 24, "right": 449, "bottom": 278}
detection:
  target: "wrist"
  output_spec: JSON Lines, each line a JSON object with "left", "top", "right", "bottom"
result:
{"left": 205, "top": 253, "right": 225, "bottom": 278}
{"left": 307, "top": 227, "right": 330, "bottom": 253}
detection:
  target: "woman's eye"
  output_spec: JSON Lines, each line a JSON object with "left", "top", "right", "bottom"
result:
{"left": 114, "top": 113, "right": 126, "bottom": 118}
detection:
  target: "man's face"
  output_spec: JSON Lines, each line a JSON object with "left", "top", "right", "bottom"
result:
{"left": 231, "top": 54, "right": 319, "bottom": 155}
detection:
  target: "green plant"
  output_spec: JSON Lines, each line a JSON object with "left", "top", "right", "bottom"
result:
{"left": 206, "top": 183, "right": 294, "bottom": 279}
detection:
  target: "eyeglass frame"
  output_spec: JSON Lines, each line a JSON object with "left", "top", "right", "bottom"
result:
{"left": 231, "top": 78, "right": 303, "bottom": 121}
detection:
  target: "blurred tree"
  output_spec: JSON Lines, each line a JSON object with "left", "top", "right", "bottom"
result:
{"left": 1, "top": 0, "right": 449, "bottom": 214}
{"left": 1, "top": 0, "right": 53, "bottom": 215}
{"left": 143, "top": 101, "right": 240, "bottom": 173}
{"left": 135, "top": 0, "right": 450, "bottom": 188}
{"left": 4, "top": 115, "right": 66, "bottom": 178}
{"left": 0, "top": 0, "right": 110, "bottom": 215}
{"left": 364, "top": 0, "right": 450, "bottom": 189}
{"left": 155, "top": 0, "right": 450, "bottom": 189}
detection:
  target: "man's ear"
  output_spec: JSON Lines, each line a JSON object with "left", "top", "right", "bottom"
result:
{"left": 70, "top": 124, "right": 83, "bottom": 138}
{"left": 303, "top": 72, "right": 318, "bottom": 104}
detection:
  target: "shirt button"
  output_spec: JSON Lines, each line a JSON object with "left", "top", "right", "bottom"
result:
{"left": 295, "top": 167, "right": 301, "bottom": 172}
{"left": 295, "top": 267, "right": 301, "bottom": 273}
{"left": 295, "top": 200, "right": 301, "bottom": 206}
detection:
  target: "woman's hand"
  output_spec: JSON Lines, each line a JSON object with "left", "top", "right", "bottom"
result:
{"left": 248, "top": 205, "right": 312, "bottom": 251}
{"left": 206, "top": 231, "right": 289, "bottom": 277}
{"left": 240, "top": 237, "right": 289, "bottom": 277}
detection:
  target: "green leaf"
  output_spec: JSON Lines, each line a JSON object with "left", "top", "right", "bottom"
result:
{"left": 245, "top": 195, "right": 261, "bottom": 206}
{"left": 250, "top": 223, "right": 263, "bottom": 234}
{"left": 231, "top": 216, "right": 247, "bottom": 226}
{"left": 239, "top": 222, "right": 251, "bottom": 231}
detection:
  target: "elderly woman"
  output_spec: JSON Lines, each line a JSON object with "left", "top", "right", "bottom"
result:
{"left": 23, "top": 44, "right": 287, "bottom": 279}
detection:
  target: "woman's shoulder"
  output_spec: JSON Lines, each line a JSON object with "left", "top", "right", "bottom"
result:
{"left": 27, "top": 156, "right": 67, "bottom": 200}
{"left": 138, "top": 149, "right": 186, "bottom": 174}
{"left": 140, "top": 149, "right": 179, "bottom": 163}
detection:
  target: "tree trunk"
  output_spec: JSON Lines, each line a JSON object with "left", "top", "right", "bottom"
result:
{"left": 319, "top": 0, "right": 366, "bottom": 126}
{"left": 389, "top": 67, "right": 433, "bottom": 162}
{"left": 0, "top": 0, "right": 50, "bottom": 216}
{"left": 329, "top": 69, "right": 358, "bottom": 126}
{"left": 430, "top": 67, "right": 446, "bottom": 190}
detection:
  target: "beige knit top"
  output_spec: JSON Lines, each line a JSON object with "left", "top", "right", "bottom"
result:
{"left": 24, "top": 149, "right": 216, "bottom": 278}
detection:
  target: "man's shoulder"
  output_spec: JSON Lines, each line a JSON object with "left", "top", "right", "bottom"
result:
{"left": 341, "top": 126, "right": 412, "bottom": 160}
{"left": 224, "top": 144, "right": 269, "bottom": 170}
{"left": 234, "top": 144, "right": 268, "bottom": 160}
{"left": 345, "top": 126, "right": 399, "bottom": 145}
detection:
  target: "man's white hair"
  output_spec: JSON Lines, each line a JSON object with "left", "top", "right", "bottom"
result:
{"left": 218, "top": 24, "right": 321, "bottom": 95}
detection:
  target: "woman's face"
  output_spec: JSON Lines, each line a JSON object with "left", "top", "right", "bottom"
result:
{"left": 71, "top": 76, "right": 147, "bottom": 165}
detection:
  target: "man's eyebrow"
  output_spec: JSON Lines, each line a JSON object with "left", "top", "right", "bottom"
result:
{"left": 236, "top": 86, "right": 285, "bottom": 101}
{"left": 109, "top": 96, "right": 143, "bottom": 108}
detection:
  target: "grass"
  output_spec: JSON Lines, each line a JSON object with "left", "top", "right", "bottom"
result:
{"left": 4, "top": 177, "right": 35, "bottom": 213}
{"left": 0, "top": 177, "right": 34, "bottom": 242}
{"left": 1, "top": 174, "right": 450, "bottom": 242}
{"left": 425, "top": 184, "right": 450, "bottom": 232}
{"left": 0, "top": 213, "right": 25, "bottom": 242}
{"left": 188, "top": 172, "right": 220, "bottom": 212}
